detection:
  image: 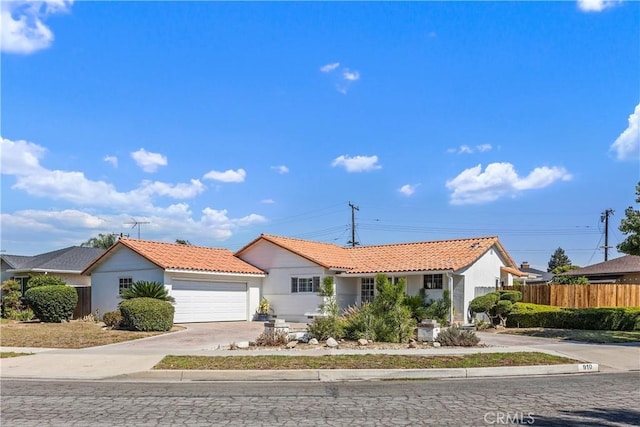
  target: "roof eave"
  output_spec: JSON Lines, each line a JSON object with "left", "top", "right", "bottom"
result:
{"left": 165, "top": 268, "right": 266, "bottom": 277}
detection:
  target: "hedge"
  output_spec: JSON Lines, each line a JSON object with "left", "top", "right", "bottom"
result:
{"left": 119, "top": 297, "right": 174, "bottom": 331}
{"left": 506, "top": 303, "right": 640, "bottom": 331}
{"left": 23, "top": 285, "right": 78, "bottom": 323}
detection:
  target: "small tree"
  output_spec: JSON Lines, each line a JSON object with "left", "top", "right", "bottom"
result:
{"left": 548, "top": 247, "right": 571, "bottom": 272}
{"left": 1, "top": 279, "right": 33, "bottom": 321}
{"left": 308, "top": 277, "right": 344, "bottom": 340}
{"left": 617, "top": 181, "right": 640, "bottom": 256}
{"left": 469, "top": 291, "right": 522, "bottom": 327}
{"left": 370, "top": 274, "right": 415, "bottom": 343}
{"left": 119, "top": 281, "right": 175, "bottom": 303}
{"left": 82, "top": 233, "right": 118, "bottom": 249}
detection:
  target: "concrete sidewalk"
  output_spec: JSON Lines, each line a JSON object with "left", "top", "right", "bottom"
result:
{"left": 1, "top": 325, "right": 638, "bottom": 382}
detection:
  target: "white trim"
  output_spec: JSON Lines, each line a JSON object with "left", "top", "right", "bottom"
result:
{"left": 165, "top": 268, "right": 265, "bottom": 277}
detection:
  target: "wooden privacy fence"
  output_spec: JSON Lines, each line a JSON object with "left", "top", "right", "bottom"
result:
{"left": 72, "top": 286, "right": 91, "bottom": 319}
{"left": 502, "top": 284, "right": 640, "bottom": 308}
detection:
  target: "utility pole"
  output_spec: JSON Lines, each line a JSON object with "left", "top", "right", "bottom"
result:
{"left": 600, "top": 209, "right": 615, "bottom": 261}
{"left": 347, "top": 201, "right": 359, "bottom": 247}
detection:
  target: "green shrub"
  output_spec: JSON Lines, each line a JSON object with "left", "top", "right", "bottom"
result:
{"left": 102, "top": 310, "right": 123, "bottom": 328}
{"left": 24, "top": 285, "right": 78, "bottom": 322}
{"left": 404, "top": 294, "right": 429, "bottom": 322}
{"left": 2, "top": 307, "right": 34, "bottom": 321}
{"left": 423, "top": 289, "right": 452, "bottom": 326}
{"left": 343, "top": 303, "right": 379, "bottom": 341}
{"left": 119, "top": 297, "right": 174, "bottom": 331}
{"left": 507, "top": 303, "right": 640, "bottom": 331}
{"left": 436, "top": 325, "right": 480, "bottom": 347}
{"left": 470, "top": 291, "right": 522, "bottom": 327}
{"left": 308, "top": 316, "right": 346, "bottom": 341}
{"left": 120, "top": 281, "right": 175, "bottom": 303}
{"left": 26, "top": 275, "right": 67, "bottom": 290}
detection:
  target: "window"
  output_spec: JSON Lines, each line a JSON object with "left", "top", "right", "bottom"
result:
{"left": 290, "top": 276, "right": 320, "bottom": 293}
{"left": 361, "top": 277, "right": 375, "bottom": 303}
{"left": 423, "top": 274, "right": 443, "bottom": 290}
{"left": 119, "top": 277, "right": 133, "bottom": 295}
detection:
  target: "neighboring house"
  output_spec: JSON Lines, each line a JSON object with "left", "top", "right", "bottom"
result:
{"left": 235, "top": 234, "right": 523, "bottom": 324}
{"left": 558, "top": 255, "right": 640, "bottom": 284}
{"left": 82, "top": 238, "right": 266, "bottom": 323}
{"left": 518, "top": 261, "right": 554, "bottom": 284}
{"left": 1, "top": 246, "right": 106, "bottom": 294}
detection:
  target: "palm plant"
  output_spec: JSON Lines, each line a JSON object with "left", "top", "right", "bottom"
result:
{"left": 119, "top": 281, "right": 175, "bottom": 303}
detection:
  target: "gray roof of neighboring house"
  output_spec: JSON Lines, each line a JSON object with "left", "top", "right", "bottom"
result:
{"left": 520, "top": 266, "right": 554, "bottom": 282}
{"left": 1, "top": 247, "right": 106, "bottom": 273}
{"left": 560, "top": 255, "right": 640, "bottom": 277}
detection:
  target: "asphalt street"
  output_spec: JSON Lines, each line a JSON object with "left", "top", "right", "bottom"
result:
{"left": 2, "top": 372, "right": 639, "bottom": 426}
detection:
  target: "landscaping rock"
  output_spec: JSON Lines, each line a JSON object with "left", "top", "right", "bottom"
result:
{"left": 308, "top": 338, "right": 319, "bottom": 345}
{"left": 433, "top": 342, "right": 441, "bottom": 348}
{"left": 357, "top": 338, "right": 368, "bottom": 346}
{"left": 326, "top": 337, "right": 339, "bottom": 348}
{"left": 286, "top": 341, "right": 298, "bottom": 349}
{"left": 235, "top": 341, "right": 250, "bottom": 349}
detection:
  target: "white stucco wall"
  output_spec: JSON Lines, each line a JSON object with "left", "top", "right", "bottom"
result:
{"left": 89, "top": 247, "right": 164, "bottom": 316}
{"left": 457, "top": 246, "right": 507, "bottom": 323}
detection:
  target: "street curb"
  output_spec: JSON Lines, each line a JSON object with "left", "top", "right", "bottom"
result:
{"left": 118, "top": 363, "right": 599, "bottom": 382}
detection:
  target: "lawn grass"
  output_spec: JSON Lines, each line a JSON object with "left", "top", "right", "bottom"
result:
{"left": 0, "top": 352, "right": 33, "bottom": 358}
{"left": 155, "top": 352, "right": 577, "bottom": 370}
{"left": 0, "top": 321, "right": 174, "bottom": 349}
{"left": 501, "top": 328, "right": 640, "bottom": 343}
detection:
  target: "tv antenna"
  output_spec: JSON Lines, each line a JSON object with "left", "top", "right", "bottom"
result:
{"left": 125, "top": 218, "right": 150, "bottom": 239}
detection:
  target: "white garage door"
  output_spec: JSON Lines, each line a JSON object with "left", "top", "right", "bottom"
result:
{"left": 171, "top": 280, "right": 247, "bottom": 323}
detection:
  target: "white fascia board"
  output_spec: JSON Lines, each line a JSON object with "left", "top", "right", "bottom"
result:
{"left": 7, "top": 268, "right": 81, "bottom": 275}
{"left": 337, "top": 269, "right": 454, "bottom": 277}
{"left": 165, "top": 268, "right": 266, "bottom": 278}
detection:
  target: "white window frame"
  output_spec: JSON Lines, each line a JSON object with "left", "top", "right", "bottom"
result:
{"left": 291, "top": 276, "right": 320, "bottom": 294}
{"left": 361, "top": 277, "right": 375, "bottom": 303}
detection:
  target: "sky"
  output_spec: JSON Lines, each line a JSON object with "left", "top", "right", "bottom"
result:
{"left": 1, "top": 0, "right": 639, "bottom": 271}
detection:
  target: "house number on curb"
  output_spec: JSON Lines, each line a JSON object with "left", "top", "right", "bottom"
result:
{"left": 578, "top": 363, "right": 598, "bottom": 372}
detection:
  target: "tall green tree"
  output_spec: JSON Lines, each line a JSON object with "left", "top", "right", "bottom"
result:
{"left": 82, "top": 233, "right": 117, "bottom": 249}
{"left": 617, "top": 181, "right": 640, "bottom": 256}
{"left": 175, "top": 239, "right": 192, "bottom": 245}
{"left": 547, "top": 247, "right": 571, "bottom": 272}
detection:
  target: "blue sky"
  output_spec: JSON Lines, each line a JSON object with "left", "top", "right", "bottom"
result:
{"left": 1, "top": 0, "right": 638, "bottom": 271}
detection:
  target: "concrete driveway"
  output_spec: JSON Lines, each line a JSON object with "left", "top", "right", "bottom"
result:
{"left": 81, "top": 321, "right": 271, "bottom": 355}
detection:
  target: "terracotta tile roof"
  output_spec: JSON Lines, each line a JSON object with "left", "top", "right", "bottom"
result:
{"left": 240, "top": 234, "right": 355, "bottom": 270}
{"left": 561, "top": 255, "right": 640, "bottom": 276}
{"left": 84, "top": 239, "right": 265, "bottom": 276}
{"left": 501, "top": 266, "right": 528, "bottom": 277}
{"left": 237, "top": 234, "right": 516, "bottom": 274}
{"left": 347, "top": 236, "right": 507, "bottom": 274}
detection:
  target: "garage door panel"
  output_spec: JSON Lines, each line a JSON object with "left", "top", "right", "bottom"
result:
{"left": 172, "top": 280, "right": 247, "bottom": 323}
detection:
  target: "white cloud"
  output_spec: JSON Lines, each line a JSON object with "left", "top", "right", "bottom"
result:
{"left": 320, "top": 62, "right": 340, "bottom": 73}
{"left": 610, "top": 103, "right": 640, "bottom": 161}
{"left": 261, "top": 199, "right": 276, "bottom": 204}
{"left": 445, "top": 162, "right": 572, "bottom": 205}
{"left": 399, "top": 184, "right": 419, "bottom": 197}
{"left": 271, "top": 165, "right": 289, "bottom": 174}
{"left": 448, "top": 144, "right": 493, "bottom": 154}
{"left": 321, "top": 62, "right": 360, "bottom": 94}
{"left": 577, "top": 0, "right": 620, "bottom": 12}
{"left": 104, "top": 155, "right": 118, "bottom": 167}
{"left": 343, "top": 69, "right": 360, "bottom": 81}
{"left": 1, "top": 0, "right": 73, "bottom": 54}
{"left": 331, "top": 155, "right": 382, "bottom": 173}
{"left": 0, "top": 137, "right": 268, "bottom": 251}
{"left": 137, "top": 179, "right": 206, "bottom": 199}
{"left": 131, "top": 148, "right": 167, "bottom": 173}
{"left": 203, "top": 168, "right": 247, "bottom": 183}
{"left": 0, "top": 137, "right": 47, "bottom": 175}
